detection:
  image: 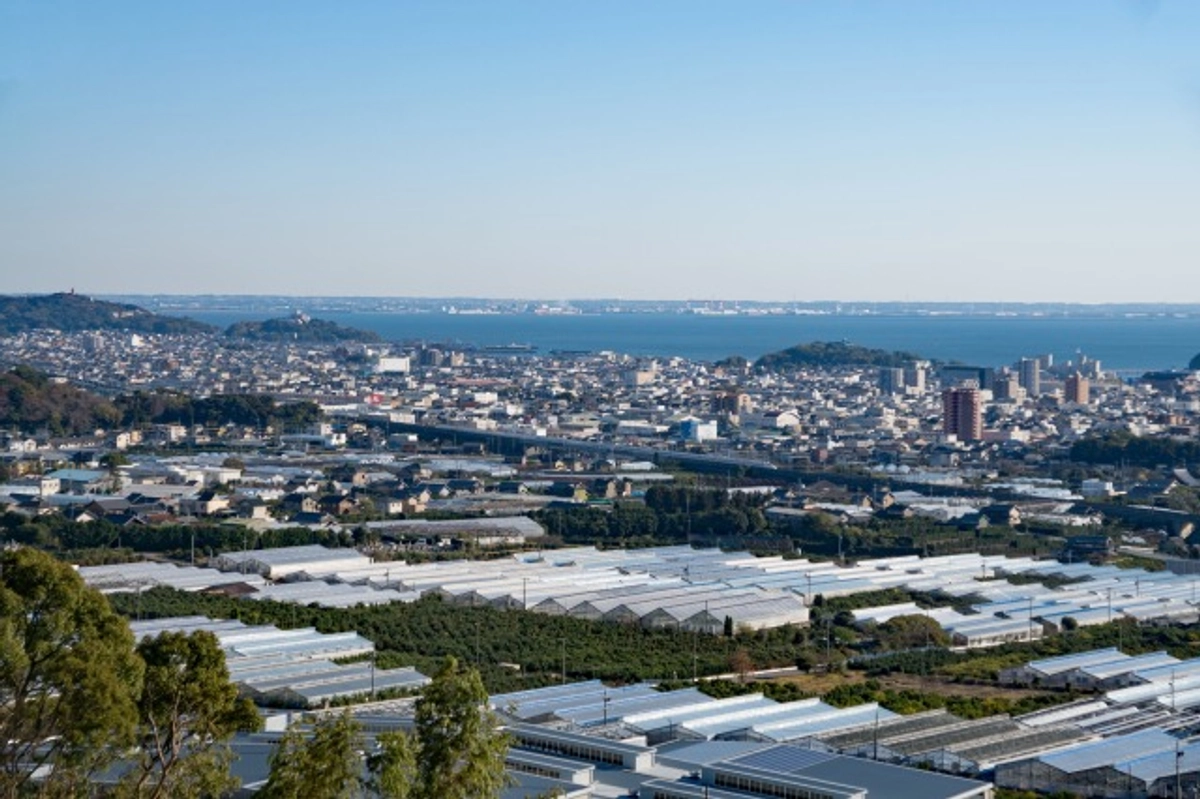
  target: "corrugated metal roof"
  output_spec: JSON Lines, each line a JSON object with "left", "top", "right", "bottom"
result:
{"left": 1025, "top": 647, "right": 1126, "bottom": 676}
{"left": 1039, "top": 728, "right": 1178, "bottom": 773}
{"left": 724, "top": 744, "right": 837, "bottom": 773}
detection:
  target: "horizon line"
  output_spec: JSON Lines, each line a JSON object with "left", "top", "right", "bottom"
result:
{"left": 79, "top": 293, "right": 1200, "bottom": 309}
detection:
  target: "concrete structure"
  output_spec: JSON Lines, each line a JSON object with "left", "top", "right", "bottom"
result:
{"left": 1018, "top": 358, "right": 1041, "bottom": 398}
{"left": 1065, "top": 372, "right": 1090, "bottom": 404}
{"left": 942, "top": 386, "right": 982, "bottom": 442}
{"left": 127, "top": 616, "right": 429, "bottom": 708}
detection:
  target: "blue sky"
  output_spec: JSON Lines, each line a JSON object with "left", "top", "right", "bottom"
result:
{"left": 2, "top": 1, "right": 1198, "bottom": 301}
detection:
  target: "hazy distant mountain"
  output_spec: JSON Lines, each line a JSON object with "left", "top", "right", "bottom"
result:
{"left": 0, "top": 293, "right": 214, "bottom": 336}
{"left": 755, "top": 341, "right": 921, "bottom": 371}
{"left": 224, "top": 314, "right": 381, "bottom": 343}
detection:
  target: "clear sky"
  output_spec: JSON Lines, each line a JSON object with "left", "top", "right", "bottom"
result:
{"left": 2, "top": 1, "right": 1199, "bottom": 302}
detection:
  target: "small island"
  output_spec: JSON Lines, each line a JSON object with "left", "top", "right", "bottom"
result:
{"left": 224, "top": 313, "right": 381, "bottom": 343}
{"left": 754, "top": 340, "right": 921, "bottom": 371}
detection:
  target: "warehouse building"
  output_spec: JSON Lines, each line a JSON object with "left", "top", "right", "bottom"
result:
{"left": 999, "top": 647, "right": 1129, "bottom": 688}
{"left": 214, "top": 544, "right": 371, "bottom": 579}
{"left": 645, "top": 743, "right": 993, "bottom": 799}
{"left": 128, "top": 616, "right": 429, "bottom": 708}
{"left": 78, "top": 560, "right": 267, "bottom": 593}
{"left": 993, "top": 728, "right": 1200, "bottom": 798}
{"left": 816, "top": 708, "right": 1092, "bottom": 776}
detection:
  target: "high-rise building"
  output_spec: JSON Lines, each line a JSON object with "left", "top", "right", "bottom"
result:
{"left": 1065, "top": 372, "right": 1090, "bottom": 404}
{"left": 712, "top": 390, "right": 752, "bottom": 415}
{"left": 904, "top": 362, "right": 927, "bottom": 394}
{"left": 942, "top": 385, "right": 982, "bottom": 441}
{"left": 1018, "top": 358, "right": 1041, "bottom": 398}
{"left": 878, "top": 367, "right": 905, "bottom": 394}
{"left": 941, "top": 365, "right": 992, "bottom": 389}
{"left": 992, "top": 372, "right": 1023, "bottom": 402}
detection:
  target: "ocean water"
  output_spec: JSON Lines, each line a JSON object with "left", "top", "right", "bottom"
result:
{"left": 175, "top": 310, "right": 1200, "bottom": 373}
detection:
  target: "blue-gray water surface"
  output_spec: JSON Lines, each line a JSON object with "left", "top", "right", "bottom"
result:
{"left": 174, "top": 310, "right": 1200, "bottom": 374}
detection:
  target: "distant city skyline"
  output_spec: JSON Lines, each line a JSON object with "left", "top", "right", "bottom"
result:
{"left": 3, "top": 1, "right": 1199, "bottom": 301}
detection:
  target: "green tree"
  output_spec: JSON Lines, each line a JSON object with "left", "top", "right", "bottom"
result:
{"left": 260, "top": 711, "right": 363, "bottom": 799}
{"left": 367, "top": 730, "right": 417, "bottom": 799}
{"left": 0, "top": 548, "right": 144, "bottom": 796}
{"left": 262, "top": 659, "right": 509, "bottom": 799}
{"left": 101, "top": 452, "right": 130, "bottom": 470}
{"left": 117, "top": 630, "right": 261, "bottom": 799}
{"left": 410, "top": 657, "right": 511, "bottom": 799}
{"left": 876, "top": 614, "right": 950, "bottom": 651}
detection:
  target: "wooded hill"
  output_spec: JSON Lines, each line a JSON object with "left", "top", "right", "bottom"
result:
{"left": 754, "top": 341, "right": 921, "bottom": 371}
{"left": 0, "top": 366, "right": 122, "bottom": 435}
{"left": 0, "top": 367, "right": 321, "bottom": 436}
{"left": 0, "top": 293, "right": 214, "bottom": 335}
{"left": 0, "top": 293, "right": 381, "bottom": 344}
{"left": 224, "top": 316, "right": 381, "bottom": 343}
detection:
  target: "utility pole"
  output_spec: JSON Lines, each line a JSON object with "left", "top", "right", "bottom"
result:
{"left": 825, "top": 617, "right": 832, "bottom": 663}
{"left": 873, "top": 706, "right": 881, "bottom": 760}
{"left": 560, "top": 637, "right": 566, "bottom": 684}
{"left": 1177, "top": 735, "right": 1183, "bottom": 799}
{"left": 692, "top": 626, "right": 698, "bottom": 683}
{"left": 685, "top": 491, "right": 692, "bottom": 542}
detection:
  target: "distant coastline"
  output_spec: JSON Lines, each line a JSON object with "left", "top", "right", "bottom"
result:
{"left": 106, "top": 294, "right": 1200, "bottom": 319}
{"left": 105, "top": 297, "right": 1200, "bottom": 374}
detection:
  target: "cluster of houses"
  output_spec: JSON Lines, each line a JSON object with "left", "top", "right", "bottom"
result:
{"left": 6, "top": 325, "right": 1200, "bottom": 480}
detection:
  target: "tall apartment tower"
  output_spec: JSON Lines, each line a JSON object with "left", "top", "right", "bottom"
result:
{"left": 992, "top": 372, "right": 1023, "bottom": 402}
{"left": 904, "top": 362, "right": 927, "bottom": 394}
{"left": 1018, "top": 358, "right": 1041, "bottom": 398}
{"left": 878, "top": 367, "right": 905, "bottom": 394}
{"left": 942, "top": 385, "right": 983, "bottom": 441}
{"left": 1064, "top": 372, "right": 1090, "bottom": 404}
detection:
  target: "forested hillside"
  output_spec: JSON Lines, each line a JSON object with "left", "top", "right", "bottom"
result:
{"left": 225, "top": 316, "right": 381, "bottom": 343}
{"left": 0, "top": 366, "right": 121, "bottom": 435}
{"left": 0, "top": 368, "right": 322, "bottom": 436}
{"left": 0, "top": 293, "right": 212, "bottom": 335}
{"left": 755, "top": 341, "right": 920, "bottom": 371}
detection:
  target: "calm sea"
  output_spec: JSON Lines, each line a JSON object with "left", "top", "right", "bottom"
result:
{"left": 174, "top": 310, "right": 1200, "bottom": 373}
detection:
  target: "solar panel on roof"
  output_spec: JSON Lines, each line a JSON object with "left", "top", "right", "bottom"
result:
{"left": 724, "top": 744, "right": 837, "bottom": 773}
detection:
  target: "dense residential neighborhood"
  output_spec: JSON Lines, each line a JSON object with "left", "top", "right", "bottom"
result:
{"left": 2, "top": 320, "right": 1198, "bottom": 548}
